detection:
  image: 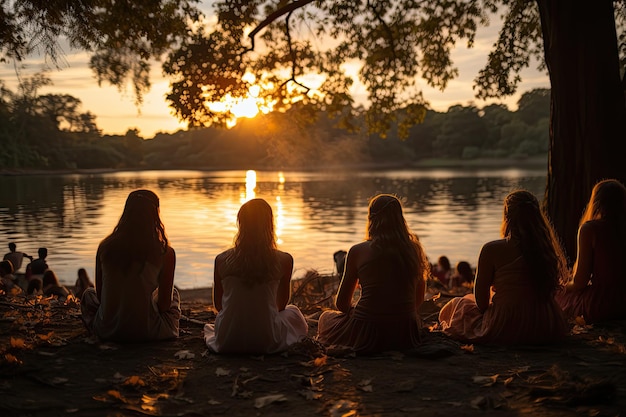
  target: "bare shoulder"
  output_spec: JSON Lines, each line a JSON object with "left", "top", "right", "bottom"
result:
{"left": 480, "top": 238, "right": 508, "bottom": 253}
{"left": 215, "top": 249, "right": 233, "bottom": 264}
{"left": 276, "top": 250, "right": 294, "bottom": 263}
{"left": 349, "top": 241, "right": 371, "bottom": 254}
{"left": 579, "top": 220, "right": 599, "bottom": 234}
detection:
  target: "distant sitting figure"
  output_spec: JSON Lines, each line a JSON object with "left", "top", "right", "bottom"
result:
{"left": 448, "top": 261, "right": 474, "bottom": 288}
{"left": 29, "top": 248, "right": 49, "bottom": 276}
{"left": 204, "top": 198, "right": 308, "bottom": 354}
{"left": 0, "top": 260, "right": 21, "bottom": 294}
{"left": 432, "top": 255, "right": 453, "bottom": 288}
{"left": 438, "top": 190, "right": 568, "bottom": 345}
{"left": 3, "top": 243, "right": 32, "bottom": 273}
{"left": 333, "top": 250, "right": 347, "bottom": 276}
{"left": 556, "top": 179, "right": 626, "bottom": 323}
{"left": 74, "top": 268, "right": 95, "bottom": 299}
{"left": 316, "top": 194, "right": 430, "bottom": 354}
{"left": 42, "top": 270, "right": 70, "bottom": 301}
{"left": 81, "top": 189, "right": 180, "bottom": 342}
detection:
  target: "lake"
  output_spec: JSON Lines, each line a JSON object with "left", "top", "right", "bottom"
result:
{"left": 0, "top": 168, "right": 546, "bottom": 289}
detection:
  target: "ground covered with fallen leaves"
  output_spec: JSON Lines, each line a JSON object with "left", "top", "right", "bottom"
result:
{"left": 1, "top": 272, "right": 625, "bottom": 417}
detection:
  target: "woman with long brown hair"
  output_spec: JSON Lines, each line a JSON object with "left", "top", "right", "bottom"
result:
{"left": 316, "top": 194, "right": 430, "bottom": 353}
{"left": 439, "top": 190, "right": 568, "bottom": 344}
{"left": 557, "top": 179, "right": 626, "bottom": 323}
{"left": 81, "top": 189, "right": 180, "bottom": 342}
{"left": 204, "top": 198, "right": 307, "bottom": 354}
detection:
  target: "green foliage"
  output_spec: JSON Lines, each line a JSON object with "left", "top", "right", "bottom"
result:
{"left": 1, "top": 0, "right": 201, "bottom": 104}
{"left": 162, "top": 1, "right": 499, "bottom": 138}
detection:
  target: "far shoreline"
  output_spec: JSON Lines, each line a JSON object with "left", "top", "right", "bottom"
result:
{"left": 0, "top": 155, "right": 548, "bottom": 177}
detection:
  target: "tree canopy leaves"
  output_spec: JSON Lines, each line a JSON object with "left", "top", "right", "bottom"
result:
{"left": 1, "top": 0, "right": 201, "bottom": 104}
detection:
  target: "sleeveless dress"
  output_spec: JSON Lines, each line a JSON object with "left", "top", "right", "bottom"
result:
{"left": 439, "top": 255, "right": 567, "bottom": 344}
{"left": 81, "top": 261, "right": 180, "bottom": 342}
{"left": 316, "top": 258, "right": 422, "bottom": 353}
{"left": 204, "top": 275, "right": 308, "bottom": 354}
{"left": 556, "top": 220, "right": 626, "bottom": 323}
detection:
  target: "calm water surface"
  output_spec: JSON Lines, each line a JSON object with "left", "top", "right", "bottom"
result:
{"left": 0, "top": 168, "right": 546, "bottom": 289}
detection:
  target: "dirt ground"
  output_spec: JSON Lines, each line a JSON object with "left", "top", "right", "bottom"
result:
{"left": 1, "top": 275, "right": 625, "bottom": 417}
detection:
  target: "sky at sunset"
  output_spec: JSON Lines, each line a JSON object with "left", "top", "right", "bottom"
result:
{"left": 0, "top": 7, "right": 551, "bottom": 138}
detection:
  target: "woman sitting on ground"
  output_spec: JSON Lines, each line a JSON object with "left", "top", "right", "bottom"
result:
{"left": 0, "top": 260, "right": 21, "bottom": 294}
{"left": 74, "top": 268, "right": 95, "bottom": 299}
{"left": 204, "top": 198, "right": 308, "bottom": 354}
{"left": 81, "top": 189, "right": 180, "bottom": 342}
{"left": 42, "top": 270, "right": 70, "bottom": 300}
{"left": 438, "top": 190, "right": 568, "bottom": 344}
{"left": 556, "top": 179, "right": 626, "bottom": 323}
{"left": 316, "top": 194, "right": 429, "bottom": 354}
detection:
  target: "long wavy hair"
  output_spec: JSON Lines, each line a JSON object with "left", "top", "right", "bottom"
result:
{"left": 580, "top": 179, "right": 626, "bottom": 226}
{"left": 366, "top": 194, "right": 430, "bottom": 282}
{"left": 99, "top": 189, "right": 169, "bottom": 268}
{"left": 500, "top": 190, "right": 567, "bottom": 297}
{"left": 224, "top": 198, "right": 280, "bottom": 283}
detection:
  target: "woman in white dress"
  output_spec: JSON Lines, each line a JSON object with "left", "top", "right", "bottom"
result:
{"left": 204, "top": 198, "right": 308, "bottom": 354}
{"left": 81, "top": 189, "right": 180, "bottom": 342}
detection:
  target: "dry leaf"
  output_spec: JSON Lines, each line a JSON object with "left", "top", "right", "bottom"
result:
{"left": 254, "top": 394, "right": 287, "bottom": 408}
{"left": 313, "top": 355, "right": 327, "bottom": 367}
{"left": 470, "top": 395, "right": 488, "bottom": 409}
{"left": 215, "top": 367, "right": 231, "bottom": 376}
{"left": 330, "top": 400, "right": 358, "bottom": 417}
{"left": 357, "top": 378, "right": 373, "bottom": 392}
{"left": 10, "top": 337, "right": 26, "bottom": 349}
{"left": 4, "top": 353, "right": 21, "bottom": 364}
{"left": 174, "top": 350, "right": 195, "bottom": 360}
{"left": 124, "top": 375, "right": 146, "bottom": 386}
{"left": 38, "top": 331, "right": 55, "bottom": 341}
{"left": 107, "top": 390, "right": 126, "bottom": 402}
{"left": 207, "top": 399, "right": 222, "bottom": 405}
{"left": 472, "top": 374, "right": 499, "bottom": 387}
{"left": 460, "top": 344, "right": 474, "bottom": 353}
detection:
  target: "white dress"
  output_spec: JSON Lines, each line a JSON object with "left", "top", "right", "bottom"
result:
{"left": 204, "top": 275, "right": 307, "bottom": 354}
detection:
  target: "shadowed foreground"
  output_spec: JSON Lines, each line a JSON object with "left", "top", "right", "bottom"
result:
{"left": 1, "top": 276, "right": 625, "bottom": 417}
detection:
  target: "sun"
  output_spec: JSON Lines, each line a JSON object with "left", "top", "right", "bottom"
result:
{"left": 205, "top": 75, "right": 275, "bottom": 128}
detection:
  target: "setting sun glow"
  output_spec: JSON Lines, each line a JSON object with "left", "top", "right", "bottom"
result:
{"left": 205, "top": 75, "right": 276, "bottom": 128}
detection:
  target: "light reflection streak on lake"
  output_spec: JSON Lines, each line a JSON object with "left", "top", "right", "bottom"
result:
{"left": 0, "top": 168, "right": 546, "bottom": 289}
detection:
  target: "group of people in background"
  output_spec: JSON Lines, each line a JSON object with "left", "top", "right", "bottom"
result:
{"left": 4, "top": 178, "right": 626, "bottom": 356}
{"left": 1, "top": 243, "right": 94, "bottom": 301}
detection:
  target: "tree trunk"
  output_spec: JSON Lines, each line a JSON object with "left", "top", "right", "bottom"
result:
{"left": 537, "top": 0, "right": 626, "bottom": 262}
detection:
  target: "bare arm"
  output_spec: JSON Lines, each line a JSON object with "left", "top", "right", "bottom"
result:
{"left": 335, "top": 246, "right": 360, "bottom": 313}
{"left": 156, "top": 246, "right": 176, "bottom": 313}
{"left": 212, "top": 254, "right": 225, "bottom": 312}
{"left": 474, "top": 243, "right": 496, "bottom": 313}
{"left": 415, "top": 276, "right": 426, "bottom": 312}
{"left": 276, "top": 252, "right": 294, "bottom": 311}
{"left": 567, "top": 222, "right": 594, "bottom": 292}
{"left": 95, "top": 246, "right": 103, "bottom": 302}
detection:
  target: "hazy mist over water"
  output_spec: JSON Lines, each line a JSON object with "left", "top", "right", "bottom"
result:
{"left": 0, "top": 168, "right": 546, "bottom": 289}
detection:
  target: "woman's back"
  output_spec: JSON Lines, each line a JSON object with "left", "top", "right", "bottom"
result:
{"left": 94, "top": 260, "right": 165, "bottom": 341}
{"left": 352, "top": 248, "right": 418, "bottom": 320}
{"left": 205, "top": 248, "right": 308, "bottom": 354}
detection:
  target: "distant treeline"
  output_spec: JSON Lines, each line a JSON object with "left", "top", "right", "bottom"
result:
{"left": 0, "top": 78, "right": 549, "bottom": 170}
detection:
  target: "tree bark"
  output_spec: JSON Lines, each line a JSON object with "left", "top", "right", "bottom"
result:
{"left": 537, "top": 0, "right": 626, "bottom": 262}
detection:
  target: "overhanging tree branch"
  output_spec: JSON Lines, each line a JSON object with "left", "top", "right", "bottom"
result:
{"left": 244, "top": 0, "right": 317, "bottom": 53}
